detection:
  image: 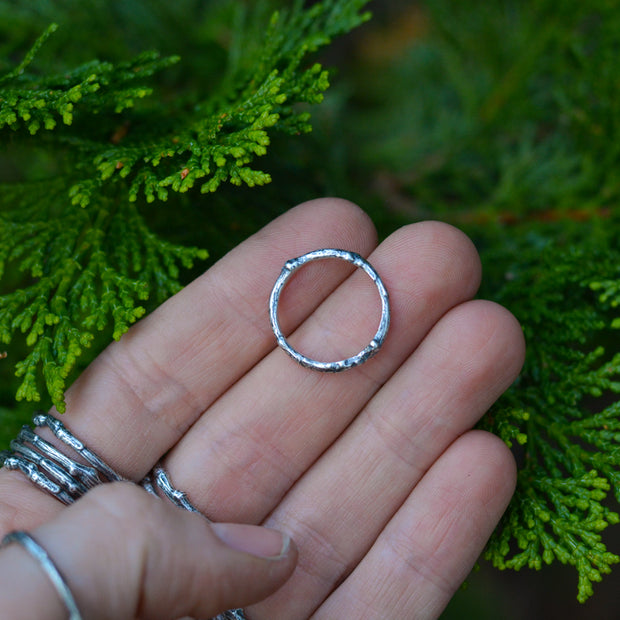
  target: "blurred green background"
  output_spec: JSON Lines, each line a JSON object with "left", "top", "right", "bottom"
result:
{"left": 1, "top": 0, "right": 619, "bottom": 616}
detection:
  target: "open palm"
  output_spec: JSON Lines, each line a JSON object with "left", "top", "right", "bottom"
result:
{"left": 0, "top": 198, "right": 524, "bottom": 619}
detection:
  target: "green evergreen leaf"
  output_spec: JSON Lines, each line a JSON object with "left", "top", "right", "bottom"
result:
{"left": 477, "top": 225, "right": 620, "bottom": 603}
{"left": 0, "top": 0, "right": 372, "bottom": 411}
{"left": 0, "top": 189, "right": 206, "bottom": 411}
{"left": 0, "top": 28, "right": 179, "bottom": 134}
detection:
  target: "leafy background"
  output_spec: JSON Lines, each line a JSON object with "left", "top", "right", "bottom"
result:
{"left": 1, "top": 1, "right": 619, "bottom": 617}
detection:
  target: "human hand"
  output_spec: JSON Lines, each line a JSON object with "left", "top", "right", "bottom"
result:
{"left": 0, "top": 482, "right": 297, "bottom": 619}
{"left": 0, "top": 198, "right": 525, "bottom": 619}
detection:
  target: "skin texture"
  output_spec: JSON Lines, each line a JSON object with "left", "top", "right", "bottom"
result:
{"left": 0, "top": 483, "right": 297, "bottom": 619}
{"left": 0, "top": 199, "right": 525, "bottom": 619}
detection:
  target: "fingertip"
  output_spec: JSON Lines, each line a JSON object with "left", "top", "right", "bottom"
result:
{"left": 294, "top": 196, "right": 375, "bottom": 227}
{"left": 393, "top": 221, "right": 482, "bottom": 297}
{"left": 471, "top": 299, "right": 527, "bottom": 389}
{"left": 457, "top": 429, "right": 518, "bottom": 511}
{"left": 427, "top": 299, "right": 526, "bottom": 407}
{"left": 376, "top": 221, "right": 483, "bottom": 322}
{"left": 284, "top": 197, "right": 379, "bottom": 254}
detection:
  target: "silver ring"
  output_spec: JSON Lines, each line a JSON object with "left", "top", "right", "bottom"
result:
{"left": 269, "top": 248, "right": 390, "bottom": 372}
{"left": 1, "top": 412, "right": 125, "bottom": 504}
{"left": 14, "top": 426, "right": 101, "bottom": 491}
{"left": 10, "top": 436, "right": 89, "bottom": 497}
{"left": 1, "top": 455, "right": 76, "bottom": 505}
{"left": 2, "top": 415, "right": 248, "bottom": 620}
{"left": 2, "top": 530, "right": 83, "bottom": 619}
{"left": 33, "top": 413, "right": 124, "bottom": 483}
{"left": 142, "top": 462, "right": 208, "bottom": 518}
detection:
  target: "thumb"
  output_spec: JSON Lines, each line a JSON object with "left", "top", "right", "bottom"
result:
{"left": 0, "top": 482, "right": 297, "bottom": 619}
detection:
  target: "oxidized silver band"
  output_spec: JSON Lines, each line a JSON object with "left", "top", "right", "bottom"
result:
{"left": 1, "top": 416, "right": 249, "bottom": 620}
{"left": 0, "top": 412, "right": 125, "bottom": 505}
{"left": 141, "top": 462, "right": 207, "bottom": 517}
{"left": 269, "top": 248, "right": 390, "bottom": 372}
{"left": 1, "top": 530, "right": 83, "bottom": 620}
{"left": 140, "top": 464, "right": 247, "bottom": 620}
{"left": 1, "top": 455, "right": 77, "bottom": 505}
{"left": 33, "top": 413, "right": 124, "bottom": 484}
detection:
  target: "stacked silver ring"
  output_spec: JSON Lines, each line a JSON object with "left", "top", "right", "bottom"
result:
{"left": 0, "top": 412, "right": 206, "bottom": 511}
{"left": 141, "top": 462, "right": 206, "bottom": 516}
{"left": 0, "top": 411, "right": 246, "bottom": 620}
{"left": 0, "top": 412, "right": 125, "bottom": 505}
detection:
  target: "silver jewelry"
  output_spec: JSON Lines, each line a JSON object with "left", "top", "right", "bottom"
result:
{"left": 1, "top": 530, "right": 82, "bottom": 619}
{"left": 1, "top": 455, "right": 76, "bottom": 505}
{"left": 140, "top": 464, "right": 248, "bottom": 620}
{"left": 9, "top": 441, "right": 88, "bottom": 497}
{"left": 142, "top": 462, "right": 207, "bottom": 518}
{"left": 2, "top": 416, "right": 249, "bottom": 620}
{"left": 33, "top": 413, "right": 124, "bottom": 483}
{"left": 212, "top": 610, "right": 248, "bottom": 620}
{"left": 1, "top": 412, "right": 125, "bottom": 504}
{"left": 13, "top": 427, "right": 99, "bottom": 492}
{"left": 141, "top": 464, "right": 248, "bottom": 620}
{"left": 269, "top": 248, "right": 390, "bottom": 372}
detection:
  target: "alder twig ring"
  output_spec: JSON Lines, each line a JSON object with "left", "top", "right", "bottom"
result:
{"left": 269, "top": 248, "right": 390, "bottom": 372}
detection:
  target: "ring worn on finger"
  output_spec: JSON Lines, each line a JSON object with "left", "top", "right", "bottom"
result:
{"left": 1, "top": 413, "right": 247, "bottom": 620}
{"left": 1, "top": 530, "right": 82, "bottom": 620}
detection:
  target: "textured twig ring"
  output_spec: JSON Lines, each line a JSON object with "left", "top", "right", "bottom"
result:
{"left": 269, "top": 249, "right": 390, "bottom": 372}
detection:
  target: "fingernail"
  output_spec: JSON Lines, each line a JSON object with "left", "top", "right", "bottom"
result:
{"left": 212, "top": 523, "right": 290, "bottom": 559}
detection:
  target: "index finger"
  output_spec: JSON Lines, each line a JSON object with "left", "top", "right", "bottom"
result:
{"left": 0, "top": 198, "right": 377, "bottom": 529}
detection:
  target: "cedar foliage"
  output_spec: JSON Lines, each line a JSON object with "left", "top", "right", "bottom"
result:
{"left": 341, "top": 0, "right": 620, "bottom": 603}
{"left": 0, "top": 0, "right": 370, "bottom": 412}
{"left": 1, "top": 0, "right": 619, "bottom": 606}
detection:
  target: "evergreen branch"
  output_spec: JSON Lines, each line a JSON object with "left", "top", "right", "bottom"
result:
{"left": 0, "top": 0, "right": 371, "bottom": 413}
{"left": 487, "top": 470, "right": 619, "bottom": 603}
{"left": 0, "top": 22, "right": 58, "bottom": 84}
{"left": 478, "top": 405, "right": 529, "bottom": 449}
{"left": 0, "top": 24, "right": 179, "bottom": 134}
{"left": 66, "top": 1, "right": 368, "bottom": 206}
{"left": 483, "top": 238, "right": 620, "bottom": 601}
{"left": 0, "top": 192, "right": 206, "bottom": 411}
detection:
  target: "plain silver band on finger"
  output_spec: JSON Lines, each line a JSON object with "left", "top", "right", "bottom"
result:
{"left": 1, "top": 530, "right": 82, "bottom": 620}
{"left": 269, "top": 248, "right": 390, "bottom": 372}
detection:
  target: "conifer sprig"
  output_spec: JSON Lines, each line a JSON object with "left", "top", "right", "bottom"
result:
{"left": 0, "top": 25, "right": 178, "bottom": 134}
{"left": 0, "top": 0, "right": 372, "bottom": 412}
{"left": 482, "top": 240, "right": 620, "bottom": 602}
{"left": 69, "top": 0, "right": 371, "bottom": 206}
{"left": 0, "top": 191, "right": 206, "bottom": 411}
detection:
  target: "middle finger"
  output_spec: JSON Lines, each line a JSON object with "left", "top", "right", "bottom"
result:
{"left": 162, "top": 220, "right": 481, "bottom": 522}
